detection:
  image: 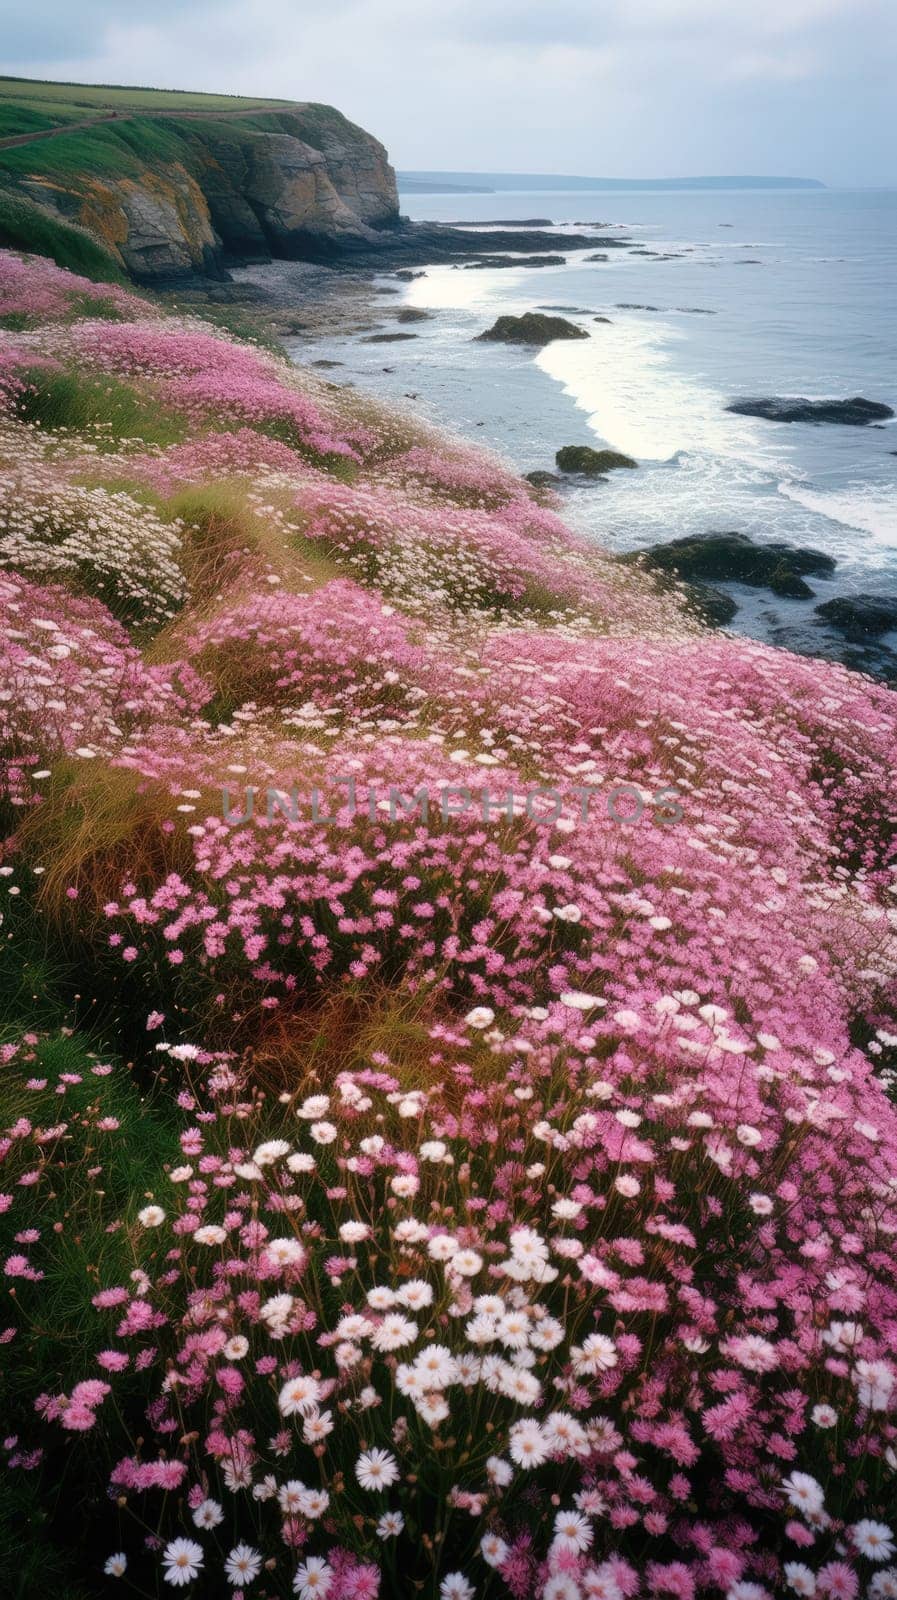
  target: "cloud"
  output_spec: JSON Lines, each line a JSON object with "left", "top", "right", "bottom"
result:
{"left": 6, "top": 0, "right": 896, "bottom": 185}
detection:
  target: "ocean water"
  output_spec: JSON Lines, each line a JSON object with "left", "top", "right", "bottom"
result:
{"left": 288, "top": 187, "right": 897, "bottom": 650}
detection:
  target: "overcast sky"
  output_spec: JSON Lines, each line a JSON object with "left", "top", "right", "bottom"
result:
{"left": 5, "top": 0, "right": 895, "bottom": 186}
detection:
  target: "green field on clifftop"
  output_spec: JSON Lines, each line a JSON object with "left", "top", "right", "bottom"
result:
{"left": 0, "top": 75, "right": 294, "bottom": 138}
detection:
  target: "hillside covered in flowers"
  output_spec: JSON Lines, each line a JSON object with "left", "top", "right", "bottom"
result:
{"left": 1, "top": 247, "right": 897, "bottom": 1600}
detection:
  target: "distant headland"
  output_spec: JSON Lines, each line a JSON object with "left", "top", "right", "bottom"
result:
{"left": 398, "top": 170, "right": 826, "bottom": 194}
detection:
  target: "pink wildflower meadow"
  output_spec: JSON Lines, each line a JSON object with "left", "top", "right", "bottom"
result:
{"left": 1, "top": 250, "right": 896, "bottom": 1600}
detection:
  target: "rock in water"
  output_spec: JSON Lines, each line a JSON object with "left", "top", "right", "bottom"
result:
{"left": 620, "top": 531, "right": 835, "bottom": 596}
{"left": 361, "top": 332, "right": 419, "bottom": 343}
{"left": 727, "top": 396, "right": 895, "bottom": 425}
{"left": 556, "top": 445, "right": 637, "bottom": 474}
{"left": 476, "top": 313, "right": 589, "bottom": 346}
{"left": 524, "top": 470, "right": 563, "bottom": 488}
{"left": 815, "top": 595, "right": 897, "bottom": 639}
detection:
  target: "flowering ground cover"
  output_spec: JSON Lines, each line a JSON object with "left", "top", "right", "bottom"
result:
{"left": 1, "top": 249, "right": 896, "bottom": 1600}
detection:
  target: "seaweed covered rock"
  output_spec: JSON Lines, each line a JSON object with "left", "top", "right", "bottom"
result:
{"left": 524, "top": 469, "right": 563, "bottom": 488}
{"left": 556, "top": 444, "right": 637, "bottom": 474}
{"left": 625, "top": 530, "right": 834, "bottom": 595}
{"left": 476, "top": 312, "right": 589, "bottom": 345}
{"left": 816, "top": 593, "right": 897, "bottom": 638}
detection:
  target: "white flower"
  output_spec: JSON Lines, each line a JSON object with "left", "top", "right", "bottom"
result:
{"left": 137, "top": 1205, "right": 165, "bottom": 1228}
{"left": 371, "top": 1313, "right": 418, "bottom": 1352}
{"left": 530, "top": 1317, "right": 565, "bottom": 1351}
{"left": 420, "top": 1140, "right": 449, "bottom": 1162}
{"left": 264, "top": 1237, "right": 307, "bottom": 1267}
{"left": 560, "top": 989, "right": 606, "bottom": 1011}
{"left": 366, "top": 1286, "right": 396, "bottom": 1310}
{"left": 355, "top": 1447, "right": 400, "bottom": 1490}
{"left": 309, "top": 1120, "right": 337, "bottom": 1144}
{"left": 234, "top": 1162, "right": 264, "bottom": 1181}
{"left": 486, "top": 1454, "right": 513, "bottom": 1487}
{"left": 784, "top": 1564, "right": 816, "bottom": 1597}
{"left": 822, "top": 1320, "right": 865, "bottom": 1353}
{"left": 224, "top": 1335, "right": 250, "bottom": 1362}
{"left": 571, "top": 1332, "right": 618, "bottom": 1375}
{"left": 260, "top": 1293, "right": 295, "bottom": 1335}
{"left": 293, "top": 1556, "right": 333, "bottom": 1598}
{"left": 193, "top": 1225, "right": 227, "bottom": 1246}
{"left": 781, "top": 1471, "right": 825, "bottom": 1516}
{"left": 501, "top": 1366, "right": 541, "bottom": 1404}
{"left": 854, "top": 1358, "right": 896, "bottom": 1410}
{"left": 396, "top": 1279, "right": 434, "bottom": 1310}
{"left": 450, "top": 1249, "right": 483, "bottom": 1277}
{"left": 810, "top": 1403, "right": 837, "bottom": 1428}
{"left": 162, "top": 1538, "right": 204, "bottom": 1587}
{"left": 553, "top": 903, "right": 582, "bottom": 923}
{"left": 553, "top": 1509, "right": 593, "bottom": 1553}
{"left": 464, "top": 1006, "right": 495, "bottom": 1028}
{"left": 413, "top": 1344, "right": 459, "bottom": 1388}
{"left": 481, "top": 1532, "right": 510, "bottom": 1567}
{"left": 427, "top": 1233, "right": 459, "bottom": 1262}
{"left": 104, "top": 1553, "right": 127, "bottom": 1578}
{"left": 297, "top": 1487, "right": 330, "bottom": 1519}
{"left": 253, "top": 1139, "right": 291, "bottom": 1166}
{"left": 191, "top": 1497, "right": 223, "bottom": 1529}
{"left": 303, "top": 1410, "right": 335, "bottom": 1444}
{"left": 416, "top": 1394, "right": 450, "bottom": 1427}
{"left": 335, "top": 1314, "right": 375, "bottom": 1340}
{"left": 278, "top": 1480, "right": 306, "bottom": 1513}
{"left": 225, "top": 1545, "right": 262, "bottom": 1585}
{"left": 509, "top": 1226, "right": 548, "bottom": 1264}
{"left": 297, "top": 1094, "right": 330, "bottom": 1119}
{"left": 278, "top": 1374, "right": 322, "bottom": 1416}
{"left": 377, "top": 1511, "right": 405, "bottom": 1538}
{"left": 609, "top": 1173, "right": 640, "bottom": 1201}
{"left": 852, "top": 1520, "right": 895, "bottom": 1562}
{"left": 544, "top": 1412, "right": 589, "bottom": 1455}
{"left": 440, "top": 1576, "right": 475, "bottom": 1600}
{"left": 546, "top": 1579, "right": 582, "bottom": 1600}
{"left": 286, "top": 1152, "right": 316, "bottom": 1174}
{"left": 338, "top": 1221, "right": 371, "bottom": 1243}
{"left": 509, "top": 1418, "right": 549, "bottom": 1468}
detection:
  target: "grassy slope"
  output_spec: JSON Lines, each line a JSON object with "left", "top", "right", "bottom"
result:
{"left": 0, "top": 74, "right": 292, "bottom": 120}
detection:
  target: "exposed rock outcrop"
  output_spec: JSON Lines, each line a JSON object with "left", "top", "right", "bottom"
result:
{"left": 815, "top": 594, "right": 897, "bottom": 639}
{"left": 727, "top": 396, "right": 895, "bottom": 426}
{"left": 556, "top": 445, "right": 637, "bottom": 474}
{"left": 622, "top": 531, "right": 835, "bottom": 598}
{"left": 477, "top": 313, "right": 589, "bottom": 346}
{"left": 1, "top": 106, "right": 399, "bottom": 282}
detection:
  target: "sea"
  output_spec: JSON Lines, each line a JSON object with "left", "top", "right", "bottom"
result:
{"left": 288, "top": 186, "right": 897, "bottom": 654}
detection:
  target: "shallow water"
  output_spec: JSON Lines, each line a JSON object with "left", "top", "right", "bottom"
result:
{"left": 287, "top": 186, "right": 897, "bottom": 650}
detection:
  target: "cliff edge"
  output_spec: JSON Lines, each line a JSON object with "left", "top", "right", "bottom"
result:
{"left": 0, "top": 85, "right": 399, "bottom": 281}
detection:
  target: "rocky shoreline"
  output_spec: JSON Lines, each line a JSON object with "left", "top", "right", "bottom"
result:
{"left": 171, "top": 247, "right": 897, "bottom": 685}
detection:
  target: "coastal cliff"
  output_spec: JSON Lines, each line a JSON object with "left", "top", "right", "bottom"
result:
{"left": 0, "top": 100, "right": 399, "bottom": 281}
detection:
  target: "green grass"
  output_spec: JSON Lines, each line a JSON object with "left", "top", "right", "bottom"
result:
{"left": 0, "top": 118, "right": 188, "bottom": 181}
{"left": 16, "top": 365, "right": 188, "bottom": 448}
{"left": 0, "top": 190, "right": 126, "bottom": 283}
{"left": 0, "top": 74, "right": 292, "bottom": 115}
{"left": 0, "top": 1026, "right": 178, "bottom": 1598}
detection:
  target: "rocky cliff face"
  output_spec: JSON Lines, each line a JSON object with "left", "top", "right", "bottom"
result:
{"left": 4, "top": 105, "right": 399, "bottom": 282}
